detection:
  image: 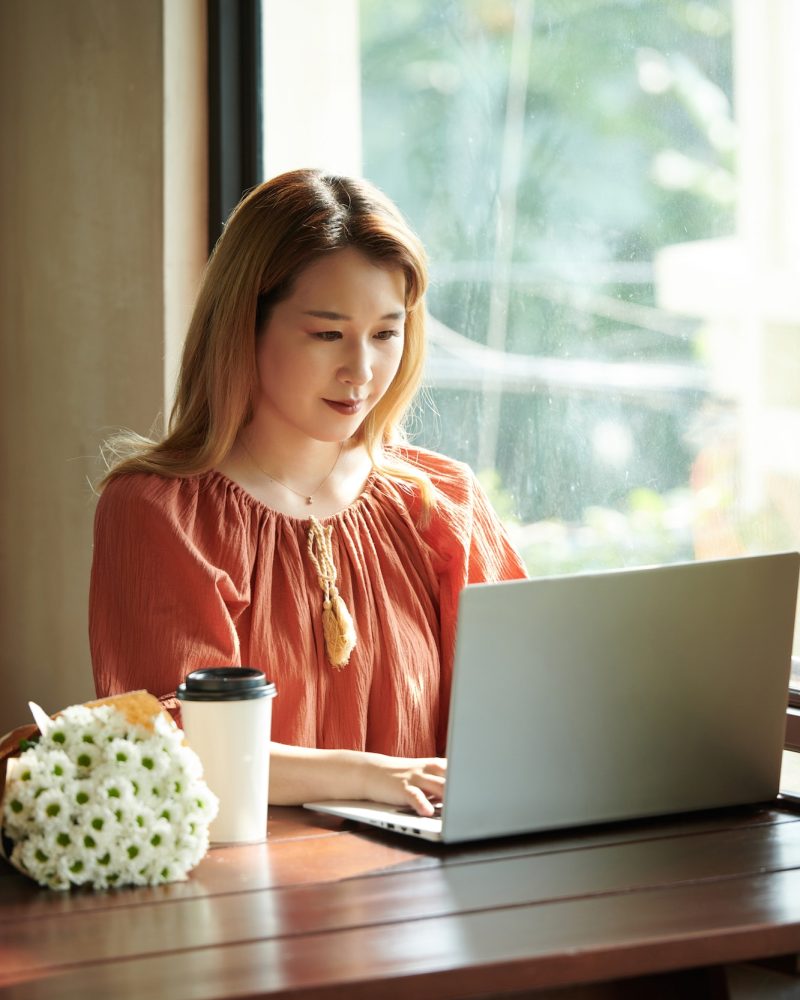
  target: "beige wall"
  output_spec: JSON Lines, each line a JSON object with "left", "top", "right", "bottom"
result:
{"left": 0, "top": 0, "right": 207, "bottom": 735}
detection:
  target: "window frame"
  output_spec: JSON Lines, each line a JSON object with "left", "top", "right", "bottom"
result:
{"left": 207, "top": 0, "right": 262, "bottom": 252}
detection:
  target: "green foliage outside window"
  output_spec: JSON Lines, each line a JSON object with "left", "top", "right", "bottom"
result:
{"left": 360, "top": 0, "right": 735, "bottom": 576}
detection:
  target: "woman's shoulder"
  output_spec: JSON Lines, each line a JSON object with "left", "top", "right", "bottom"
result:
{"left": 94, "top": 470, "right": 255, "bottom": 575}
{"left": 384, "top": 445, "right": 528, "bottom": 583}
{"left": 98, "top": 470, "right": 195, "bottom": 510}
{"left": 95, "top": 470, "right": 233, "bottom": 530}
{"left": 381, "top": 443, "right": 486, "bottom": 550}
{"left": 384, "top": 443, "right": 475, "bottom": 501}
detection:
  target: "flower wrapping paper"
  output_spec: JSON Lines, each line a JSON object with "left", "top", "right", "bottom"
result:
{"left": 0, "top": 691, "right": 218, "bottom": 890}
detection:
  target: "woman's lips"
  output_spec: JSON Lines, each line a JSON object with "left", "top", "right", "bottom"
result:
{"left": 324, "top": 399, "right": 364, "bottom": 416}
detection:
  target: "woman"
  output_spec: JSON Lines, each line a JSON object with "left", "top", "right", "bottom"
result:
{"left": 90, "top": 169, "right": 527, "bottom": 816}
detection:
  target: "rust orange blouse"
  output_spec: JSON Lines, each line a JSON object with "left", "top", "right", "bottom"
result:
{"left": 89, "top": 446, "right": 527, "bottom": 757}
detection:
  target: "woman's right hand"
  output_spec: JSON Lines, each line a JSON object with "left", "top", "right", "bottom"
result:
{"left": 360, "top": 754, "right": 447, "bottom": 817}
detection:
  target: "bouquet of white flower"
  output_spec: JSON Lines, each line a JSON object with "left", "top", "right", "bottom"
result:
{"left": 0, "top": 692, "right": 218, "bottom": 891}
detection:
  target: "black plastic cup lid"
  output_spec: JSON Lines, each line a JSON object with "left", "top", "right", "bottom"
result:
{"left": 176, "top": 667, "right": 277, "bottom": 702}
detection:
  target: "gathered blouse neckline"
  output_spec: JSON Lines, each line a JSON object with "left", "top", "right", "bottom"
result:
{"left": 204, "top": 465, "right": 385, "bottom": 525}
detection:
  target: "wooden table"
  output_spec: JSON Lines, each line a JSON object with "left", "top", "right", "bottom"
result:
{"left": 2, "top": 801, "right": 800, "bottom": 999}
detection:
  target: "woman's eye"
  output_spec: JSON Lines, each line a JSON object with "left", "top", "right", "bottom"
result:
{"left": 374, "top": 330, "right": 400, "bottom": 341}
{"left": 313, "top": 331, "right": 342, "bottom": 341}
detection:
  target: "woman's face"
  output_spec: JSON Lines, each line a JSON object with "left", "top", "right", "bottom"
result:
{"left": 252, "top": 247, "right": 407, "bottom": 444}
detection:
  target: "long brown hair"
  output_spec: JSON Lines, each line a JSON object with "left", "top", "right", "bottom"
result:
{"left": 101, "top": 169, "right": 433, "bottom": 505}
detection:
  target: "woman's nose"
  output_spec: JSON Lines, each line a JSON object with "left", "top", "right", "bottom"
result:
{"left": 339, "top": 342, "right": 372, "bottom": 385}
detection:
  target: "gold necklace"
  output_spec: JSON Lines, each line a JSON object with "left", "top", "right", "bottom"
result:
{"left": 239, "top": 437, "right": 345, "bottom": 506}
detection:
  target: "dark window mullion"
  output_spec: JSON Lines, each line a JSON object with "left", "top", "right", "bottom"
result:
{"left": 207, "top": 0, "right": 262, "bottom": 252}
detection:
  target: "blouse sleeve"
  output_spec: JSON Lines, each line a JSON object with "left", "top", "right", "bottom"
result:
{"left": 414, "top": 453, "right": 528, "bottom": 752}
{"left": 464, "top": 473, "right": 528, "bottom": 587}
{"left": 88, "top": 475, "right": 248, "bottom": 719}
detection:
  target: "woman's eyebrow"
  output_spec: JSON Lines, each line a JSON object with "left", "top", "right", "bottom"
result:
{"left": 302, "top": 309, "right": 406, "bottom": 321}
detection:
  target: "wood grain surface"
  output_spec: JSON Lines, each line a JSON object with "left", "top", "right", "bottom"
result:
{"left": 1, "top": 804, "right": 799, "bottom": 999}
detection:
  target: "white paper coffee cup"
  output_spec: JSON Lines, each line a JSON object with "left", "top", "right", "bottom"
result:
{"left": 176, "top": 668, "right": 277, "bottom": 844}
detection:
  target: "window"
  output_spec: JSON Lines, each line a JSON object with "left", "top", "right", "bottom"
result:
{"left": 256, "top": 0, "right": 800, "bottom": 681}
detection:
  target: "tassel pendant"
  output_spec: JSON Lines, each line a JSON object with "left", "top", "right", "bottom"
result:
{"left": 322, "top": 591, "right": 356, "bottom": 669}
{"left": 307, "top": 516, "right": 357, "bottom": 668}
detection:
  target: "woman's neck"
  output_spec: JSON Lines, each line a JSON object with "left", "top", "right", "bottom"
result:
{"left": 240, "top": 421, "right": 345, "bottom": 485}
{"left": 215, "top": 423, "right": 375, "bottom": 518}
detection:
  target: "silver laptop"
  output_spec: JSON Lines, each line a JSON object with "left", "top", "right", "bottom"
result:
{"left": 305, "top": 552, "right": 800, "bottom": 843}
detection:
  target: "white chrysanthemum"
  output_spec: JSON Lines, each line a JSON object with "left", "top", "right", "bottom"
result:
{"left": 1, "top": 703, "right": 218, "bottom": 891}
{"left": 136, "top": 743, "right": 174, "bottom": 780}
{"left": 34, "top": 748, "right": 77, "bottom": 785}
{"left": 14, "top": 835, "right": 64, "bottom": 890}
{"left": 189, "top": 783, "right": 220, "bottom": 826}
{"left": 74, "top": 821, "right": 113, "bottom": 862}
{"left": 2, "top": 766, "right": 38, "bottom": 836}
{"left": 33, "top": 786, "right": 70, "bottom": 827}
{"left": 144, "top": 815, "right": 175, "bottom": 853}
{"left": 170, "top": 744, "right": 204, "bottom": 783}
{"left": 106, "top": 737, "right": 143, "bottom": 772}
{"left": 136, "top": 774, "right": 167, "bottom": 807}
{"left": 54, "top": 846, "right": 97, "bottom": 888}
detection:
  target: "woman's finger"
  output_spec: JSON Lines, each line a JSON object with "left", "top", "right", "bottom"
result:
{"left": 410, "top": 772, "right": 446, "bottom": 799}
{"left": 406, "top": 783, "right": 436, "bottom": 817}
